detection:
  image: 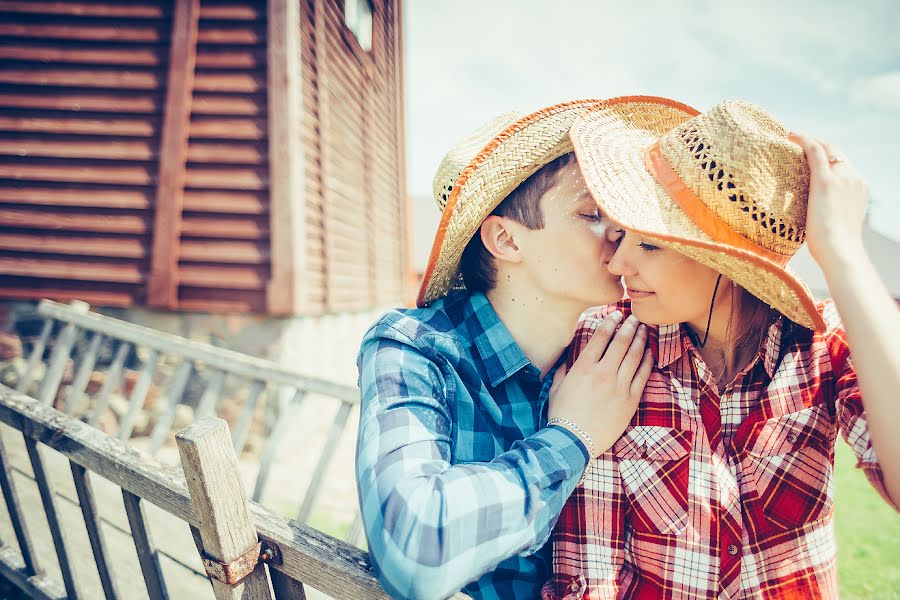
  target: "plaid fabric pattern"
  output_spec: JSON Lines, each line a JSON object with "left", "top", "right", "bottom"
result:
{"left": 356, "top": 291, "right": 589, "bottom": 600}
{"left": 548, "top": 299, "right": 892, "bottom": 600}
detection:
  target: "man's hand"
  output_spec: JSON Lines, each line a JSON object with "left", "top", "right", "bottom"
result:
{"left": 548, "top": 311, "right": 652, "bottom": 457}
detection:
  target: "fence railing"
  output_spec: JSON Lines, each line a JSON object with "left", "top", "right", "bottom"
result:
{"left": 0, "top": 384, "right": 472, "bottom": 599}
{"left": 15, "top": 299, "right": 365, "bottom": 542}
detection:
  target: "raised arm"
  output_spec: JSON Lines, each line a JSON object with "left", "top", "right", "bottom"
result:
{"left": 792, "top": 132, "right": 900, "bottom": 507}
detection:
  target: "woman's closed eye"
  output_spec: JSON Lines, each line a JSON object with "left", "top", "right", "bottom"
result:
{"left": 638, "top": 242, "right": 661, "bottom": 252}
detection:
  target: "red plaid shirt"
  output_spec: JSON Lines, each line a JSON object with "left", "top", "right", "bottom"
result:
{"left": 547, "top": 300, "right": 894, "bottom": 600}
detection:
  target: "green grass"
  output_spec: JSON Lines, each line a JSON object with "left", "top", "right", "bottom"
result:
{"left": 835, "top": 441, "right": 900, "bottom": 599}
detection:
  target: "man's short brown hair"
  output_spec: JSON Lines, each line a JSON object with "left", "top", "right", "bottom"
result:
{"left": 459, "top": 152, "right": 578, "bottom": 293}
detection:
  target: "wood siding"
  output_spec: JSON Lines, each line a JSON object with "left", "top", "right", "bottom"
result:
{"left": 0, "top": 0, "right": 407, "bottom": 315}
{"left": 301, "top": 0, "right": 407, "bottom": 313}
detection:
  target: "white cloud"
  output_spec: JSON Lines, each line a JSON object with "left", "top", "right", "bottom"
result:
{"left": 850, "top": 71, "right": 900, "bottom": 112}
{"left": 403, "top": 0, "right": 900, "bottom": 245}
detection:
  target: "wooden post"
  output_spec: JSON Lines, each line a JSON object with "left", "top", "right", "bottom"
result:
{"left": 147, "top": 0, "right": 200, "bottom": 308}
{"left": 176, "top": 417, "right": 273, "bottom": 599}
{"left": 266, "top": 0, "right": 307, "bottom": 315}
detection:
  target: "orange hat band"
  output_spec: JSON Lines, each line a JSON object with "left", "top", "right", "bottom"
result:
{"left": 643, "top": 142, "right": 790, "bottom": 267}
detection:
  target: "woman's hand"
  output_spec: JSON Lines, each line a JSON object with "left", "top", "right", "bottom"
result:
{"left": 789, "top": 132, "right": 869, "bottom": 271}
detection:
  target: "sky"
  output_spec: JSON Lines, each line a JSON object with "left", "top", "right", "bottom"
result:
{"left": 401, "top": 0, "right": 900, "bottom": 270}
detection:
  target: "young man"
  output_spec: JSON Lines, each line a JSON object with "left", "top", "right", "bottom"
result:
{"left": 356, "top": 98, "right": 678, "bottom": 600}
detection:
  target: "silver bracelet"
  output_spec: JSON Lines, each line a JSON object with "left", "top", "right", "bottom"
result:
{"left": 547, "top": 417, "right": 596, "bottom": 461}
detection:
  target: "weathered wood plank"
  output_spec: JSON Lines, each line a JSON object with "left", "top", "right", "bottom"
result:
{"left": 118, "top": 349, "right": 160, "bottom": 440}
{"left": 147, "top": 360, "right": 193, "bottom": 456}
{"left": 37, "top": 300, "right": 358, "bottom": 403}
{"left": 24, "top": 437, "right": 79, "bottom": 599}
{"left": 0, "top": 545, "right": 65, "bottom": 600}
{"left": 122, "top": 490, "right": 170, "bottom": 600}
{"left": 70, "top": 462, "right": 121, "bottom": 600}
{"left": 16, "top": 318, "right": 52, "bottom": 394}
{"left": 230, "top": 380, "right": 265, "bottom": 455}
{"left": 147, "top": 0, "right": 200, "bottom": 309}
{"left": 37, "top": 301, "right": 89, "bottom": 406}
{"left": 88, "top": 341, "right": 130, "bottom": 427}
{"left": 176, "top": 418, "right": 273, "bottom": 599}
{"left": 194, "top": 369, "right": 224, "bottom": 421}
{"left": 0, "top": 429, "right": 41, "bottom": 576}
{"left": 0, "top": 386, "right": 427, "bottom": 599}
{"left": 64, "top": 332, "right": 104, "bottom": 415}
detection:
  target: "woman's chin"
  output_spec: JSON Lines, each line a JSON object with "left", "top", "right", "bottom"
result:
{"left": 629, "top": 303, "right": 670, "bottom": 326}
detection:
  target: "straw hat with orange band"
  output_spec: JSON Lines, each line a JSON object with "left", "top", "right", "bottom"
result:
{"left": 417, "top": 96, "right": 700, "bottom": 308}
{"left": 570, "top": 98, "right": 827, "bottom": 331}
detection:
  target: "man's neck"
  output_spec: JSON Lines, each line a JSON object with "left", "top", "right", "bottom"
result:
{"left": 485, "top": 287, "right": 585, "bottom": 379}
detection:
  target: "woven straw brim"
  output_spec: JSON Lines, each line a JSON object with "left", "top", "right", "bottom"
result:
{"left": 417, "top": 99, "right": 606, "bottom": 307}
{"left": 571, "top": 100, "right": 826, "bottom": 331}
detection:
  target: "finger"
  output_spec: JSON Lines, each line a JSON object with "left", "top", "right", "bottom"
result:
{"left": 597, "top": 314, "right": 640, "bottom": 371}
{"left": 789, "top": 132, "right": 830, "bottom": 178}
{"left": 576, "top": 310, "right": 624, "bottom": 364}
{"left": 549, "top": 364, "right": 567, "bottom": 397}
{"left": 629, "top": 348, "right": 655, "bottom": 398}
{"left": 616, "top": 324, "right": 648, "bottom": 385}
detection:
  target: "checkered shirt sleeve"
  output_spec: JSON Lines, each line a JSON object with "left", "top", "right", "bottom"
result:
{"left": 356, "top": 327, "right": 589, "bottom": 600}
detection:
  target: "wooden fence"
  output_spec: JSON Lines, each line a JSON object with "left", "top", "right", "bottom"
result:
{"left": 0, "top": 384, "right": 405, "bottom": 598}
{"left": 14, "top": 299, "right": 364, "bottom": 540}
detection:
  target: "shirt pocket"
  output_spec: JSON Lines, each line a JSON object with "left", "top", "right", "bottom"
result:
{"left": 742, "top": 405, "right": 835, "bottom": 530}
{"left": 614, "top": 426, "right": 693, "bottom": 535}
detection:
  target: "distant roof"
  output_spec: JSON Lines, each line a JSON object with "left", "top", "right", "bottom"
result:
{"left": 789, "top": 225, "right": 900, "bottom": 300}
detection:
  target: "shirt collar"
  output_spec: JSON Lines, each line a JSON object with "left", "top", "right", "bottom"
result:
{"left": 759, "top": 314, "right": 785, "bottom": 378}
{"left": 654, "top": 314, "right": 784, "bottom": 378}
{"left": 463, "top": 292, "right": 536, "bottom": 388}
{"left": 654, "top": 323, "right": 684, "bottom": 368}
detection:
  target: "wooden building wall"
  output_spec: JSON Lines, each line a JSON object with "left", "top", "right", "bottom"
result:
{"left": 0, "top": 0, "right": 408, "bottom": 316}
{"left": 299, "top": 0, "right": 406, "bottom": 314}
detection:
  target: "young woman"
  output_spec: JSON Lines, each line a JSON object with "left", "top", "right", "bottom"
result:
{"left": 544, "top": 99, "right": 900, "bottom": 599}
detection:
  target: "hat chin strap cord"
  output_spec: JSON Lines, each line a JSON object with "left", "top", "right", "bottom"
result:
{"left": 697, "top": 274, "right": 723, "bottom": 348}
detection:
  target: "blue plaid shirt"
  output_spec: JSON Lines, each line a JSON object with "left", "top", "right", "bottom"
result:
{"left": 356, "top": 291, "right": 589, "bottom": 600}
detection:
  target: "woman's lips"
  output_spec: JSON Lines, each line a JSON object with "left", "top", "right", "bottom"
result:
{"left": 627, "top": 287, "right": 655, "bottom": 299}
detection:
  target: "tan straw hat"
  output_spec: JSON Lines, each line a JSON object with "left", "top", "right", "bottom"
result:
{"left": 570, "top": 98, "right": 827, "bottom": 331}
{"left": 417, "top": 96, "right": 698, "bottom": 307}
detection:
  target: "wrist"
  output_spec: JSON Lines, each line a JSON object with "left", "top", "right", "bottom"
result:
{"left": 547, "top": 417, "right": 595, "bottom": 459}
{"left": 813, "top": 238, "right": 867, "bottom": 273}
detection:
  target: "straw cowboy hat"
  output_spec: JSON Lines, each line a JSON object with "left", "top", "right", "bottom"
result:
{"left": 570, "top": 98, "right": 827, "bottom": 331}
{"left": 417, "top": 96, "right": 699, "bottom": 307}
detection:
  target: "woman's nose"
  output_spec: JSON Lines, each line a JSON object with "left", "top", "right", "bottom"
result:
{"left": 607, "top": 245, "right": 633, "bottom": 277}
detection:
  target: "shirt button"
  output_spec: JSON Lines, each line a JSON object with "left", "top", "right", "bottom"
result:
{"left": 727, "top": 544, "right": 739, "bottom": 556}
{"left": 787, "top": 433, "right": 798, "bottom": 444}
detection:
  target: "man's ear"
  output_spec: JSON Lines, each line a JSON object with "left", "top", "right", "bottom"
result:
{"left": 480, "top": 215, "right": 522, "bottom": 264}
